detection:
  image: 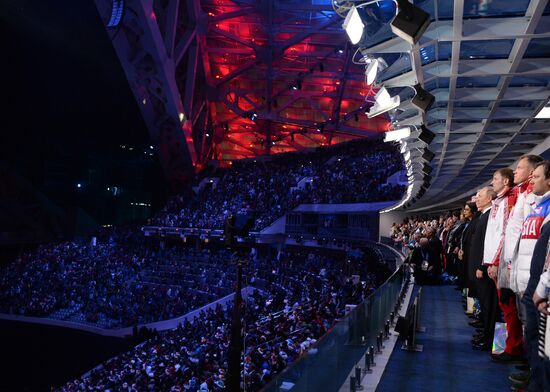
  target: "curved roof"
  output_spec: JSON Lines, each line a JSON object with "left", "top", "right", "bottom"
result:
{"left": 95, "top": 0, "right": 550, "bottom": 204}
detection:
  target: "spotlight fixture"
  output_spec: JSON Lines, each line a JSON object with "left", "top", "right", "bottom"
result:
{"left": 342, "top": 5, "right": 365, "bottom": 45}
{"left": 364, "top": 57, "right": 388, "bottom": 85}
{"left": 249, "top": 112, "right": 258, "bottom": 121}
{"left": 422, "top": 148, "right": 435, "bottom": 162}
{"left": 384, "top": 127, "right": 411, "bottom": 142}
{"left": 411, "top": 84, "right": 435, "bottom": 112}
{"left": 418, "top": 125, "right": 435, "bottom": 144}
{"left": 366, "top": 58, "right": 379, "bottom": 85}
{"left": 367, "top": 87, "right": 401, "bottom": 118}
{"left": 390, "top": 0, "right": 431, "bottom": 45}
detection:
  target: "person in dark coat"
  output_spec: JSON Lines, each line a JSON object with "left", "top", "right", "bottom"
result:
{"left": 409, "top": 237, "right": 440, "bottom": 285}
{"left": 471, "top": 187, "right": 498, "bottom": 350}
{"left": 458, "top": 202, "right": 478, "bottom": 290}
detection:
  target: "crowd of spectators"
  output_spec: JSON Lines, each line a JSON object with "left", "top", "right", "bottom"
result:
{"left": 0, "top": 243, "right": 238, "bottom": 328}
{"left": 154, "top": 139, "right": 405, "bottom": 230}
{"left": 58, "top": 247, "right": 391, "bottom": 391}
{"left": 391, "top": 156, "right": 550, "bottom": 392}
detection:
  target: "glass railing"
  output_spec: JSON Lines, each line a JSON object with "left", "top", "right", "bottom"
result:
{"left": 262, "top": 265, "right": 407, "bottom": 392}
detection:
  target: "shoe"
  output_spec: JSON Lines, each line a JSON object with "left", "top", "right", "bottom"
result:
{"left": 509, "top": 370, "right": 530, "bottom": 386}
{"left": 491, "top": 352, "right": 525, "bottom": 364}
{"left": 472, "top": 342, "right": 490, "bottom": 351}
{"left": 469, "top": 320, "right": 483, "bottom": 328}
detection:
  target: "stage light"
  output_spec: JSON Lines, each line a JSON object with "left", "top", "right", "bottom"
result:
{"left": 366, "top": 58, "right": 379, "bottom": 85}
{"left": 404, "top": 150, "right": 411, "bottom": 162}
{"left": 418, "top": 125, "right": 435, "bottom": 144}
{"left": 367, "top": 87, "right": 400, "bottom": 118}
{"left": 77, "top": 183, "right": 82, "bottom": 189}
{"left": 343, "top": 6, "right": 365, "bottom": 45}
{"left": 384, "top": 127, "right": 411, "bottom": 142}
{"left": 391, "top": 0, "right": 431, "bottom": 45}
{"left": 250, "top": 112, "right": 258, "bottom": 121}
{"left": 400, "top": 141, "right": 408, "bottom": 154}
{"left": 411, "top": 84, "right": 435, "bottom": 112}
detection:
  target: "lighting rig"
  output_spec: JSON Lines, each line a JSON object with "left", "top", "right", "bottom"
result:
{"left": 337, "top": 0, "right": 434, "bottom": 211}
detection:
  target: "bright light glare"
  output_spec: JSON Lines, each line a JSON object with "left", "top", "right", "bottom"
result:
{"left": 343, "top": 6, "right": 364, "bottom": 45}
{"left": 375, "top": 87, "right": 392, "bottom": 106}
{"left": 535, "top": 106, "right": 550, "bottom": 119}
{"left": 384, "top": 127, "right": 411, "bottom": 142}
{"left": 366, "top": 59, "right": 378, "bottom": 85}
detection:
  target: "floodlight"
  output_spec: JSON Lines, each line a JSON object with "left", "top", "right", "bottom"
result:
{"left": 343, "top": 6, "right": 364, "bottom": 45}
{"left": 390, "top": 0, "right": 431, "bottom": 45}
{"left": 367, "top": 87, "right": 401, "bottom": 118}
{"left": 384, "top": 127, "right": 411, "bottom": 142}
{"left": 366, "top": 59, "right": 379, "bottom": 85}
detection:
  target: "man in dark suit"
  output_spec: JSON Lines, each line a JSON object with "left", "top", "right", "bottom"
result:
{"left": 409, "top": 237, "right": 440, "bottom": 285}
{"left": 471, "top": 186, "right": 498, "bottom": 350}
{"left": 426, "top": 227, "right": 443, "bottom": 276}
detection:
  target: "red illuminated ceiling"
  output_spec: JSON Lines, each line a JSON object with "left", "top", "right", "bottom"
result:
{"left": 195, "top": 0, "right": 390, "bottom": 161}
{"left": 96, "top": 0, "right": 391, "bottom": 180}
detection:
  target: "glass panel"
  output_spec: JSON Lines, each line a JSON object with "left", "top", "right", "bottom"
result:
{"left": 262, "top": 266, "right": 407, "bottom": 392}
{"left": 460, "top": 40, "right": 514, "bottom": 59}
{"left": 509, "top": 76, "right": 550, "bottom": 87}
{"left": 524, "top": 38, "right": 550, "bottom": 58}
{"left": 463, "top": 0, "right": 530, "bottom": 18}
{"left": 456, "top": 76, "right": 500, "bottom": 88}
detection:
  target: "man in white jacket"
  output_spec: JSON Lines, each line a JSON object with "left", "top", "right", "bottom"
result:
{"left": 484, "top": 168, "right": 524, "bottom": 362}
{"left": 514, "top": 161, "right": 550, "bottom": 392}
{"left": 505, "top": 154, "right": 544, "bottom": 299}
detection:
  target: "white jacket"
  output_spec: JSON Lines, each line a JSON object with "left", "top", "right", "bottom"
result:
{"left": 483, "top": 188, "right": 513, "bottom": 265}
{"left": 509, "top": 190, "right": 543, "bottom": 294}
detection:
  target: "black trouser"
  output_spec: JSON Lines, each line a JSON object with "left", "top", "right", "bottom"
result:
{"left": 476, "top": 274, "right": 499, "bottom": 345}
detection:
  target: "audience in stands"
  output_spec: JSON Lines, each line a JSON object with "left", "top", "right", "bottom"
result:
{"left": 55, "top": 247, "right": 390, "bottom": 391}
{"left": 392, "top": 156, "right": 550, "bottom": 391}
{"left": 0, "top": 243, "right": 238, "bottom": 328}
{"left": 154, "top": 140, "right": 405, "bottom": 230}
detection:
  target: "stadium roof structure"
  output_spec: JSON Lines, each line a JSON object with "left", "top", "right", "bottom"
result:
{"left": 359, "top": 0, "right": 550, "bottom": 211}
{"left": 93, "top": 0, "right": 391, "bottom": 187}
{"left": 95, "top": 0, "right": 550, "bottom": 208}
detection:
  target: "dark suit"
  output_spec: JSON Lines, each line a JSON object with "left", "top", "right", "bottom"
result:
{"left": 409, "top": 246, "right": 440, "bottom": 285}
{"left": 471, "top": 208, "right": 499, "bottom": 346}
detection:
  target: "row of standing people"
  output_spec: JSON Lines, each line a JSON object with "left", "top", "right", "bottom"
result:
{"left": 456, "top": 155, "right": 550, "bottom": 392}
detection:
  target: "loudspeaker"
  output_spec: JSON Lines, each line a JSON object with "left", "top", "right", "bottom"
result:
{"left": 422, "top": 163, "right": 432, "bottom": 175}
{"left": 412, "top": 84, "right": 435, "bottom": 112}
{"left": 390, "top": 1, "right": 431, "bottom": 45}
{"left": 422, "top": 148, "right": 435, "bottom": 162}
{"left": 418, "top": 125, "right": 435, "bottom": 145}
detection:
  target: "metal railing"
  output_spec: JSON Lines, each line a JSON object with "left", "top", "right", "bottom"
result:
{"left": 261, "top": 265, "right": 407, "bottom": 392}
